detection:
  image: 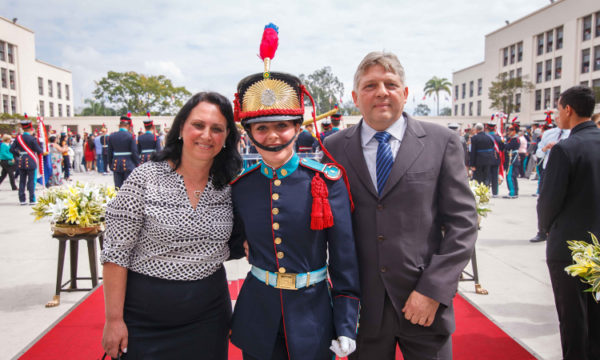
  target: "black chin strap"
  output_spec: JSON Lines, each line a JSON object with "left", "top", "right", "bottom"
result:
{"left": 246, "top": 131, "right": 298, "bottom": 153}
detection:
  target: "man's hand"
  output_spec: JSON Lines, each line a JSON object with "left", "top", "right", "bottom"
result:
{"left": 543, "top": 141, "right": 557, "bottom": 152}
{"left": 243, "top": 240, "right": 249, "bottom": 260}
{"left": 401, "top": 290, "right": 440, "bottom": 327}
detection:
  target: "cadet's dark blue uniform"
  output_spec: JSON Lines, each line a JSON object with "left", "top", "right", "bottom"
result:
{"left": 107, "top": 129, "right": 139, "bottom": 188}
{"left": 230, "top": 153, "right": 360, "bottom": 360}
{"left": 10, "top": 132, "right": 43, "bottom": 204}
{"left": 487, "top": 131, "right": 504, "bottom": 196}
{"left": 504, "top": 136, "right": 520, "bottom": 197}
{"left": 469, "top": 131, "right": 496, "bottom": 185}
{"left": 137, "top": 131, "right": 161, "bottom": 163}
{"left": 294, "top": 129, "right": 318, "bottom": 153}
{"left": 320, "top": 127, "right": 339, "bottom": 142}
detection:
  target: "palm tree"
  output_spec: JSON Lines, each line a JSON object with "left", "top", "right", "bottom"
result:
{"left": 423, "top": 76, "right": 452, "bottom": 116}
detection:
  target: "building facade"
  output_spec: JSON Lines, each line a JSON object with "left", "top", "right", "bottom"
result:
{"left": 453, "top": 0, "right": 600, "bottom": 124}
{"left": 0, "top": 16, "right": 73, "bottom": 118}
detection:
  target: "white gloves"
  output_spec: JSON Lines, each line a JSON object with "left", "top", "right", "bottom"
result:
{"left": 330, "top": 336, "right": 356, "bottom": 358}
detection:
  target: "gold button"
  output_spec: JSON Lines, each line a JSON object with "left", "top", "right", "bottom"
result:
{"left": 272, "top": 193, "right": 280, "bottom": 200}
{"left": 279, "top": 267, "right": 286, "bottom": 273}
{"left": 274, "top": 179, "right": 281, "bottom": 186}
{"left": 274, "top": 237, "right": 282, "bottom": 244}
{"left": 273, "top": 222, "right": 280, "bottom": 230}
{"left": 277, "top": 251, "right": 284, "bottom": 259}
{"left": 272, "top": 208, "right": 279, "bottom": 215}
{"left": 280, "top": 169, "right": 288, "bottom": 176}
{"left": 264, "top": 168, "right": 269, "bottom": 174}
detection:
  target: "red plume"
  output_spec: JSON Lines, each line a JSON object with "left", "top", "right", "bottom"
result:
{"left": 259, "top": 23, "right": 279, "bottom": 60}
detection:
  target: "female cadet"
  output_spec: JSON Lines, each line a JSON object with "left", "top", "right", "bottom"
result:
{"left": 229, "top": 24, "right": 360, "bottom": 360}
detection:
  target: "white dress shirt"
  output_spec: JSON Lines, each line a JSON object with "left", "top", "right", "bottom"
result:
{"left": 535, "top": 127, "right": 570, "bottom": 168}
{"left": 360, "top": 115, "right": 407, "bottom": 192}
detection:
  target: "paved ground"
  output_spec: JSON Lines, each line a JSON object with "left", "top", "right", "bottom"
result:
{"left": 0, "top": 170, "right": 562, "bottom": 360}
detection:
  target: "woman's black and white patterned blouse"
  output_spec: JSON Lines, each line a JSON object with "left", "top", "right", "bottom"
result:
{"left": 100, "top": 161, "right": 234, "bottom": 281}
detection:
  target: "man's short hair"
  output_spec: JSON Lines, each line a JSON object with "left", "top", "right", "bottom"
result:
{"left": 353, "top": 51, "right": 405, "bottom": 92}
{"left": 474, "top": 123, "right": 484, "bottom": 131}
{"left": 559, "top": 86, "right": 596, "bottom": 118}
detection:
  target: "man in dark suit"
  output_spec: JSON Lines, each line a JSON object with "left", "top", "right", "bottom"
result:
{"left": 107, "top": 116, "right": 139, "bottom": 188}
{"left": 469, "top": 123, "right": 496, "bottom": 186}
{"left": 537, "top": 85, "right": 600, "bottom": 360}
{"left": 325, "top": 51, "right": 478, "bottom": 360}
{"left": 10, "top": 120, "right": 44, "bottom": 205}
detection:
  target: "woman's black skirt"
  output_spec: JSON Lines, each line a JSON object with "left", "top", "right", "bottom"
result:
{"left": 122, "top": 267, "right": 231, "bottom": 360}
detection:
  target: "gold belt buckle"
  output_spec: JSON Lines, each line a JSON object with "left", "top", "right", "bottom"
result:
{"left": 276, "top": 273, "right": 297, "bottom": 290}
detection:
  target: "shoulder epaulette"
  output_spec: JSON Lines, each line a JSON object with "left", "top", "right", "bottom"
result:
{"left": 230, "top": 162, "right": 260, "bottom": 185}
{"left": 299, "top": 158, "right": 342, "bottom": 180}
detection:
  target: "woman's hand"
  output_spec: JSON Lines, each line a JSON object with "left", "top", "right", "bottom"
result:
{"left": 102, "top": 318, "right": 128, "bottom": 359}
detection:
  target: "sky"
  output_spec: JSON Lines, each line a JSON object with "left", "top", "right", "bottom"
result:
{"left": 2, "top": 0, "right": 552, "bottom": 115}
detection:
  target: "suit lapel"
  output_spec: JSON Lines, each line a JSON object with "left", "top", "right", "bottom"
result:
{"left": 343, "top": 120, "right": 378, "bottom": 198}
{"left": 380, "top": 114, "right": 426, "bottom": 199}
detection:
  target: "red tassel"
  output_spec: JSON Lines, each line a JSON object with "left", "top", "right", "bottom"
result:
{"left": 311, "top": 173, "right": 334, "bottom": 230}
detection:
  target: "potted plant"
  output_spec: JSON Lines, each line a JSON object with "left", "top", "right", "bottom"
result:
{"left": 469, "top": 180, "right": 491, "bottom": 226}
{"left": 565, "top": 233, "right": 600, "bottom": 302}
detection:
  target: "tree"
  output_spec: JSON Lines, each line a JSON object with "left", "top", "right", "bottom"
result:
{"left": 488, "top": 73, "right": 534, "bottom": 121}
{"left": 413, "top": 103, "right": 431, "bottom": 116}
{"left": 423, "top": 76, "right": 452, "bottom": 116}
{"left": 299, "top": 67, "right": 344, "bottom": 115}
{"left": 439, "top": 107, "right": 451, "bottom": 116}
{"left": 92, "top": 71, "right": 191, "bottom": 115}
{"left": 338, "top": 100, "right": 361, "bottom": 116}
{"left": 79, "top": 98, "right": 118, "bottom": 116}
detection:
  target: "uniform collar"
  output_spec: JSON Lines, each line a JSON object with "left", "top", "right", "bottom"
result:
{"left": 119, "top": 128, "right": 128, "bottom": 132}
{"left": 260, "top": 152, "right": 299, "bottom": 179}
{"left": 145, "top": 131, "right": 152, "bottom": 134}
{"left": 23, "top": 132, "right": 30, "bottom": 135}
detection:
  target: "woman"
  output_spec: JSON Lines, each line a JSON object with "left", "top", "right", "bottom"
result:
{"left": 101, "top": 92, "right": 243, "bottom": 360}
{"left": 229, "top": 71, "right": 360, "bottom": 360}
{"left": 84, "top": 134, "right": 95, "bottom": 171}
{"left": 72, "top": 134, "right": 85, "bottom": 173}
{"left": 0, "top": 134, "right": 17, "bottom": 190}
{"left": 48, "top": 135, "right": 67, "bottom": 186}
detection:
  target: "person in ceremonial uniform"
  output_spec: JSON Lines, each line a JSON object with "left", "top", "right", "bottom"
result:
{"left": 230, "top": 23, "right": 360, "bottom": 360}
{"left": 469, "top": 123, "right": 496, "bottom": 186}
{"left": 503, "top": 124, "right": 520, "bottom": 198}
{"left": 294, "top": 124, "right": 318, "bottom": 153}
{"left": 319, "top": 119, "right": 332, "bottom": 142}
{"left": 486, "top": 122, "right": 504, "bottom": 197}
{"left": 107, "top": 115, "right": 139, "bottom": 189}
{"left": 137, "top": 119, "right": 162, "bottom": 163}
{"left": 99, "top": 128, "right": 110, "bottom": 175}
{"left": 321, "top": 113, "right": 342, "bottom": 140}
{"left": 10, "top": 120, "right": 44, "bottom": 205}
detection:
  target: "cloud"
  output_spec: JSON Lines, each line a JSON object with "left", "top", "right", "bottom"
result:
{"left": 143, "top": 61, "right": 184, "bottom": 82}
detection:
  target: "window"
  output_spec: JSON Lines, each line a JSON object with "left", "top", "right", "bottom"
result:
{"left": 49, "top": 102, "right": 54, "bottom": 117}
{"left": 596, "top": 11, "right": 600, "bottom": 37}
{"left": 553, "top": 86, "right": 561, "bottom": 108}
{"left": 48, "top": 80, "right": 53, "bottom": 97}
{"left": 582, "top": 48, "right": 591, "bottom": 73}
{"left": 545, "top": 59, "right": 552, "bottom": 82}
{"left": 515, "top": 94, "right": 521, "bottom": 113}
{"left": 592, "top": 79, "right": 600, "bottom": 102}
{"left": 0, "top": 41, "right": 5, "bottom": 61}
{"left": 546, "top": 30, "right": 553, "bottom": 53}
{"left": 477, "top": 100, "right": 481, "bottom": 116}
{"left": 454, "top": 85, "right": 458, "bottom": 100}
{"left": 555, "top": 57, "right": 562, "bottom": 79}
{"left": 536, "top": 62, "right": 543, "bottom": 83}
{"left": 510, "top": 45, "right": 516, "bottom": 64}
{"left": 10, "top": 96, "right": 16, "bottom": 114}
{"left": 39, "top": 100, "right": 45, "bottom": 117}
{"left": 516, "top": 68, "right": 522, "bottom": 79}
{"left": 537, "top": 34, "right": 544, "bottom": 55}
{"left": 7, "top": 44, "right": 13, "bottom": 64}
{"left": 2, "top": 95, "right": 8, "bottom": 113}
{"left": 469, "top": 81, "right": 474, "bottom": 97}
{"left": 509, "top": 70, "right": 515, "bottom": 79}
{"left": 38, "top": 77, "right": 43, "bottom": 95}
{"left": 556, "top": 26, "right": 563, "bottom": 49}
{"left": 503, "top": 48, "right": 508, "bottom": 66}
{"left": 461, "top": 103, "right": 465, "bottom": 116}
{"left": 517, "top": 42, "right": 523, "bottom": 62}
{"left": 65, "top": 84, "right": 70, "bottom": 100}
{"left": 1, "top": 68, "right": 6, "bottom": 88}
{"left": 583, "top": 15, "right": 592, "bottom": 41}
{"left": 57, "top": 82, "right": 62, "bottom": 99}
{"left": 454, "top": 105, "right": 458, "bottom": 116}
{"left": 477, "top": 78, "right": 482, "bottom": 96}
{"left": 535, "top": 89, "right": 542, "bottom": 110}
{"left": 66, "top": 105, "right": 71, "bottom": 117}
{"left": 462, "top": 83, "right": 466, "bottom": 99}
{"left": 543, "top": 88, "right": 551, "bottom": 109}
{"left": 58, "top": 104, "right": 63, "bottom": 117}
{"left": 469, "top": 102, "right": 473, "bottom": 116}
{"left": 9, "top": 70, "right": 15, "bottom": 90}
{"left": 581, "top": 80, "right": 589, "bottom": 87}
{"left": 594, "top": 46, "right": 600, "bottom": 71}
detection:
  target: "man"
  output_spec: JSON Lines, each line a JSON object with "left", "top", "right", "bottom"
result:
{"left": 537, "top": 86, "right": 600, "bottom": 360}
{"left": 137, "top": 119, "right": 161, "bottom": 163}
{"left": 503, "top": 125, "right": 520, "bottom": 199}
{"left": 107, "top": 115, "right": 139, "bottom": 188}
{"left": 469, "top": 123, "right": 495, "bottom": 186}
{"left": 485, "top": 122, "right": 504, "bottom": 198}
{"left": 319, "top": 119, "right": 332, "bottom": 142}
{"left": 325, "top": 51, "right": 478, "bottom": 360}
{"left": 321, "top": 113, "right": 342, "bottom": 140}
{"left": 295, "top": 124, "right": 318, "bottom": 153}
{"left": 99, "top": 128, "right": 110, "bottom": 175}
{"left": 94, "top": 129, "right": 104, "bottom": 173}
{"left": 10, "top": 120, "right": 44, "bottom": 205}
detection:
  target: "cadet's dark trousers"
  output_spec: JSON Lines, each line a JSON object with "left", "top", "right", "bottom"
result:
{"left": 548, "top": 260, "right": 600, "bottom": 360}
{"left": 63, "top": 155, "right": 71, "bottom": 179}
{"left": 18, "top": 168, "right": 36, "bottom": 203}
{"left": 113, "top": 170, "right": 133, "bottom": 189}
{"left": 488, "top": 165, "right": 499, "bottom": 195}
{"left": 350, "top": 295, "right": 452, "bottom": 360}
{"left": 0, "top": 160, "right": 17, "bottom": 190}
{"left": 242, "top": 321, "right": 288, "bottom": 360}
{"left": 473, "top": 165, "right": 490, "bottom": 186}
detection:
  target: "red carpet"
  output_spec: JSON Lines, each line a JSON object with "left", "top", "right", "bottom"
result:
{"left": 19, "top": 280, "right": 535, "bottom": 360}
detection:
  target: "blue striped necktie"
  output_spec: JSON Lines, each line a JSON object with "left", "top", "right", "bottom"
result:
{"left": 374, "top": 131, "right": 393, "bottom": 196}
